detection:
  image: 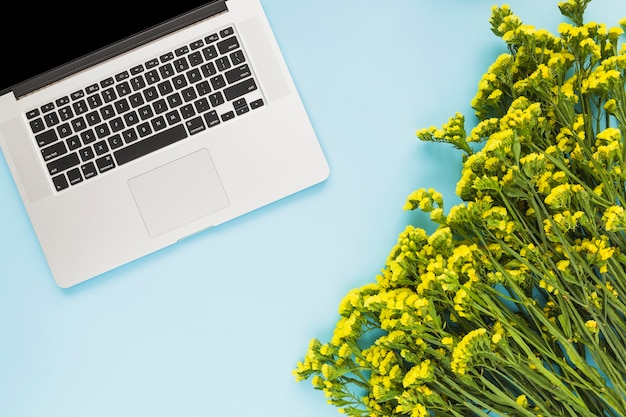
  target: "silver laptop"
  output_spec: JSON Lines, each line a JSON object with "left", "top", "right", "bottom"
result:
{"left": 0, "top": 0, "right": 329, "bottom": 288}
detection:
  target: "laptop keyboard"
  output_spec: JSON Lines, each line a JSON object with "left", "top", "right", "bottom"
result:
{"left": 25, "top": 26, "right": 264, "bottom": 192}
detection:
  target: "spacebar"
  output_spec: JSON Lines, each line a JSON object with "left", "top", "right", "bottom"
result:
{"left": 114, "top": 125, "right": 188, "bottom": 166}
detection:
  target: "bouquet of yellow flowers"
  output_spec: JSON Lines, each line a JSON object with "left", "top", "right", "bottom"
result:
{"left": 294, "top": 1, "right": 626, "bottom": 416}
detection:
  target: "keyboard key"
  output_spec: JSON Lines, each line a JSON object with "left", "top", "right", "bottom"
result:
{"left": 66, "top": 136, "right": 81, "bottom": 151}
{"left": 44, "top": 112, "right": 60, "bottom": 127}
{"left": 225, "top": 64, "right": 252, "bottom": 84}
{"left": 58, "top": 106, "right": 74, "bottom": 121}
{"left": 186, "top": 116, "right": 206, "bottom": 135}
{"left": 250, "top": 99, "right": 264, "bottom": 109}
{"left": 30, "top": 118, "right": 46, "bottom": 134}
{"left": 41, "top": 141, "right": 67, "bottom": 161}
{"left": 81, "top": 162, "right": 98, "bottom": 179}
{"left": 224, "top": 78, "right": 257, "bottom": 101}
{"left": 217, "top": 36, "right": 239, "bottom": 54}
{"left": 67, "top": 168, "right": 83, "bottom": 185}
{"left": 204, "top": 110, "right": 220, "bottom": 128}
{"left": 47, "top": 152, "right": 80, "bottom": 175}
{"left": 35, "top": 129, "right": 58, "bottom": 147}
{"left": 114, "top": 124, "right": 187, "bottom": 166}
{"left": 52, "top": 174, "right": 69, "bottom": 191}
{"left": 96, "top": 155, "right": 116, "bottom": 173}
{"left": 108, "top": 134, "right": 124, "bottom": 149}
{"left": 79, "top": 146, "right": 95, "bottom": 162}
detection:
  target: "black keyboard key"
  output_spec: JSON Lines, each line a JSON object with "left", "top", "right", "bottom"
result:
{"left": 47, "top": 152, "right": 80, "bottom": 175}
{"left": 220, "top": 27, "right": 234, "bottom": 38}
{"left": 114, "top": 124, "right": 188, "bottom": 166}
{"left": 101, "top": 77, "right": 115, "bottom": 88}
{"left": 210, "top": 75, "right": 226, "bottom": 90}
{"left": 230, "top": 50, "right": 246, "bottom": 65}
{"left": 114, "top": 98, "right": 131, "bottom": 114}
{"left": 250, "top": 99, "right": 264, "bottom": 109}
{"left": 96, "top": 155, "right": 116, "bottom": 173}
{"left": 52, "top": 174, "right": 69, "bottom": 191}
{"left": 108, "top": 134, "right": 124, "bottom": 149}
{"left": 66, "top": 136, "right": 81, "bottom": 151}
{"left": 79, "top": 146, "right": 95, "bottom": 162}
{"left": 145, "top": 58, "right": 159, "bottom": 69}
{"left": 159, "top": 63, "right": 175, "bottom": 79}
{"left": 86, "top": 111, "right": 101, "bottom": 126}
{"left": 41, "top": 102, "right": 55, "bottom": 113}
{"left": 44, "top": 112, "right": 60, "bottom": 127}
{"left": 204, "top": 110, "right": 220, "bottom": 128}
{"left": 56, "top": 96, "right": 70, "bottom": 106}
{"left": 130, "top": 75, "right": 146, "bottom": 91}
{"left": 209, "top": 92, "right": 225, "bottom": 107}
{"left": 186, "top": 68, "right": 202, "bottom": 84}
{"left": 35, "top": 129, "right": 58, "bottom": 147}
{"left": 41, "top": 141, "right": 67, "bottom": 161}
{"left": 158, "top": 80, "right": 174, "bottom": 96}
{"left": 71, "top": 117, "right": 87, "bottom": 132}
{"left": 94, "top": 140, "right": 109, "bottom": 155}
{"left": 143, "top": 86, "right": 159, "bottom": 102}
{"left": 217, "top": 36, "right": 240, "bottom": 54}
{"left": 215, "top": 57, "right": 231, "bottom": 72}
{"left": 160, "top": 52, "right": 174, "bottom": 63}
{"left": 57, "top": 123, "right": 72, "bottom": 138}
{"left": 196, "top": 80, "right": 211, "bottom": 96}
{"left": 29, "top": 118, "right": 46, "bottom": 134}
{"left": 58, "top": 106, "right": 74, "bottom": 121}
{"left": 152, "top": 99, "right": 168, "bottom": 115}
{"left": 109, "top": 117, "right": 124, "bottom": 133}
{"left": 137, "top": 122, "right": 152, "bottom": 138}
{"left": 225, "top": 64, "right": 252, "bottom": 84}
{"left": 87, "top": 94, "right": 103, "bottom": 109}
{"left": 188, "top": 51, "right": 203, "bottom": 66}
{"left": 124, "top": 111, "right": 140, "bottom": 126}
{"left": 116, "top": 71, "right": 130, "bottom": 82}
{"left": 151, "top": 116, "right": 167, "bottom": 132}
{"left": 165, "top": 110, "right": 182, "bottom": 125}
{"left": 116, "top": 81, "right": 132, "bottom": 97}
{"left": 202, "top": 45, "right": 218, "bottom": 60}
{"left": 221, "top": 111, "right": 235, "bottom": 122}
{"left": 26, "top": 109, "right": 40, "bottom": 119}
{"left": 224, "top": 78, "right": 257, "bottom": 101}
{"left": 186, "top": 116, "right": 205, "bottom": 135}
{"left": 81, "top": 129, "right": 97, "bottom": 144}
{"left": 81, "top": 162, "right": 98, "bottom": 179}
{"left": 102, "top": 88, "right": 117, "bottom": 103}
{"left": 73, "top": 100, "right": 89, "bottom": 115}
{"left": 67, "top": 168, "right": 83, "bottom": 185}
{"left": 174, "top": 57, "right": 189, "bottom": 73}
{"left": 129, "top": 93, "right": 145, "bottom": 108}
{"left": 122, "top": 128, "right": 139, "bottom": 144}
{"left": 95, "top": 123, "right": 111, "bottom": 139}
{"left": 100, "top": 104, "right": 115, "bottom": 120}
{"left": 205, "top": 33, "right": 219, "bottom": 44}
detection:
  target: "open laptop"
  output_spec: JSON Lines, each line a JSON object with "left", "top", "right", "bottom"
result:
{"left": 0, "top": 0, "right": 329, "bottom": 288}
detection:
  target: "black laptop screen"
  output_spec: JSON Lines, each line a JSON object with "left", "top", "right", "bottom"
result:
{"left": 1, "top": 1, "right": 212, "bottom": 95}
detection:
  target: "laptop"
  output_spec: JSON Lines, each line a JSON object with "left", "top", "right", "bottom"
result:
{"left": 0, "top": 0, "right": 329, "bottom": 288}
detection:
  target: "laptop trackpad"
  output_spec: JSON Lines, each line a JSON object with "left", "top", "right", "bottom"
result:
{"left": 128, "top": 149, "right": 229, "bottom": 237}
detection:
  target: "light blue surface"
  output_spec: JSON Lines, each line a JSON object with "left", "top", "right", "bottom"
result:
{"left": 1, "top": 1, "right": 625, "bottom": 416}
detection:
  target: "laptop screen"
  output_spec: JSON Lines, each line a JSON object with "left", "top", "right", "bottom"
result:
{"left": 1, "top": 1, "right": 212, "bottom": 95}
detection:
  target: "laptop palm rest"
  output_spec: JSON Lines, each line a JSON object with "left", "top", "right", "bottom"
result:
{"left": 128, "top": 148, "right": 229, "bottom": 237}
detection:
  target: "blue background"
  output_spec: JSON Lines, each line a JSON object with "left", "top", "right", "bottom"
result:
{"left": 1, "top": 1, "right": 625, "bottom": 416}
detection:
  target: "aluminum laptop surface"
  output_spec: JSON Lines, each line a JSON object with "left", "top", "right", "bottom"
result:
{"left": 0, "top": 0, "right": 329, "bottom": 288}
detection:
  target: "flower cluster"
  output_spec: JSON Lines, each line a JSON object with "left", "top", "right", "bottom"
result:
{"left": 295, "top": 1, "right": 626, "bottom": 416}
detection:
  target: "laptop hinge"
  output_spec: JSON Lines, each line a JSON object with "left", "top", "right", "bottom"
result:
{"left": 10, "top": 0, "right": 228, "bottom": 99}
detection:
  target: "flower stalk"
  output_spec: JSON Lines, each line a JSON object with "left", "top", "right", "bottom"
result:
{"left": 294, "top": 1, "right": 626, "bottom": 416}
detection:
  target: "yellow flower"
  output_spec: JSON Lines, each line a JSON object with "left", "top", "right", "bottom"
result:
{"left": 516, "top": 394, "right": 529, "bottom": 408}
